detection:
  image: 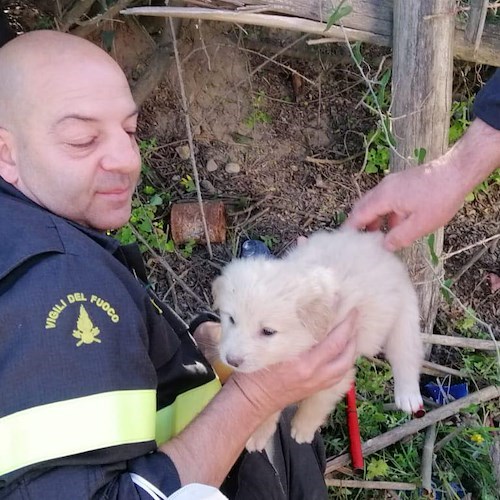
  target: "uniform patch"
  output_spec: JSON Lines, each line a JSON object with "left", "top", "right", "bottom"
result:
{"left": 45, "top": 293, "right": 120, "bottom": 338}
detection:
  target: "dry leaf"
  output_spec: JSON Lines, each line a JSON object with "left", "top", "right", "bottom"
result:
{"left": 487, "top": 273, "right": 500, "bottom": 293}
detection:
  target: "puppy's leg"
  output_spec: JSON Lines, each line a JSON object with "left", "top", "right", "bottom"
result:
{"left": 246, "top": 411, "right": 281, "bottom": 452}
{"left": 291, "top": 369, "right": 355, "bottom": 444}
{"left": 384, "top": 305, "right": 423, "bottom": 414}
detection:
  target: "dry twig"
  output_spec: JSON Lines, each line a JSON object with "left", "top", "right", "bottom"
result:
{"left": 129, "top": 225, "right": 207, "bottom": 307}
{"left": 324, "top": 479, "right": 416, "bottom": 491}
{"left": 72, "top": 0, "right": 133, "bottom": 38}
{"left": 443, "top": 232, "right": 500, "bottom": 260}
{"left": 167, "top": 12, "right": 213, "bottom": 258}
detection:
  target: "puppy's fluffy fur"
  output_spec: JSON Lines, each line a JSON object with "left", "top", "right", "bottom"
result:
{"left": 212, "top": 228, "right": 423, "bottom": 451}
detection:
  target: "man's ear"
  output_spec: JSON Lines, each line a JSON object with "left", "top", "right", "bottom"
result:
{"left": 296, "top": 268, "right": 340, "bottom": 340}
{"left": 0, "top": 128, "right": 19, "bottom": 184}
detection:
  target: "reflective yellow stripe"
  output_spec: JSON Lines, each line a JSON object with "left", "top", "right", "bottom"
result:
{"left": 156, "top": 378, "right": 221, "bottom": 445}
{"left": 0, "top": 390, "right": 156, "bottom": 476}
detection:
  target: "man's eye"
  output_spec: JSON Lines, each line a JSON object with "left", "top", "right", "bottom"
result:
{"left": 69, "top": 139, "right": 96, "bottom": 148}
{"left": 261, "top": 328, "right": 276, "bottom": 337}
{"left": 229, "top": 316, "right": 235, "bottom": 325}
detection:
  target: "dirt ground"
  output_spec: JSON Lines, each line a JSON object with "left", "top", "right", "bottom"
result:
{"left": 5, "top": 3, "right": 497, "bottom": 345}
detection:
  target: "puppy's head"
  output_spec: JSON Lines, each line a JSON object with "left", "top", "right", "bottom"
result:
{"left": 212, "top": 257, "right": 339, "bottom": 372}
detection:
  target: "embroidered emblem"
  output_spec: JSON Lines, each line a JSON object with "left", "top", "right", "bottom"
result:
{"left": 45, "top": 292, "right": 120, "bottom": 330}
{"left": 72, "top": 305, "right": 101, "bottom": 347}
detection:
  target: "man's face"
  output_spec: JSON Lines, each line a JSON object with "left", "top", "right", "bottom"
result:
{"left": 11, "top": 59, "right": 141, "bottom": 231}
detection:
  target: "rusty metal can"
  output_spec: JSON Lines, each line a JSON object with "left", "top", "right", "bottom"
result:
{"left": 170, "top": 201, "right": 226, "bottom": 244}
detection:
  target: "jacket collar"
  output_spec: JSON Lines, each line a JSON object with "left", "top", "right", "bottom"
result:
{"left": 0, "top": 177, "right": 121, "bottom": 279}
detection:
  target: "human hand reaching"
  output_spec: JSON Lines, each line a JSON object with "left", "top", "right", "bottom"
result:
{"left": 346, "top": 118, "right": 500, "bottom": 251}
{"left": 346, "top": 160, "right": 465, "bottom": 251}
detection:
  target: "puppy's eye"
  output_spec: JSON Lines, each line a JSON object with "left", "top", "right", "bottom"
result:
{"left": 229, "top": 316, "right": 235, "bottom": 325}
{"left": 261, "top": 328, "right": 277, "bottom": 337}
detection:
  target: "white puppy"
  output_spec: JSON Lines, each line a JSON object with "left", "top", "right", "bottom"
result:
{"left": 212, "top": 228, "right": 423, "bottom": 452}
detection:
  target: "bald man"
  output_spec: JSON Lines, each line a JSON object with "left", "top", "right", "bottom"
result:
{"left": 0, "top": 31, "right": 357, "bottom": 499}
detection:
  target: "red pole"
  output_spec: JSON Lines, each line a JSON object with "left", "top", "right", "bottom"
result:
{"left": 346, "top": 383, "right": 363, "bottom": 470}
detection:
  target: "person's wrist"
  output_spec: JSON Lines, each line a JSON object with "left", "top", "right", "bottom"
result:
{"left": 449, "top": 118, "right": 500, "bottom": 194}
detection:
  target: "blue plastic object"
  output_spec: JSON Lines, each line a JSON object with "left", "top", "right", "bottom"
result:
{"left": 431, "top": 481, "right": 466, "bottom": 499}
{"left": 423, "top": 381, "right": 469, "bottom": 406}
{"left": 240, "top": 239, "right": 273, "bottom": 259}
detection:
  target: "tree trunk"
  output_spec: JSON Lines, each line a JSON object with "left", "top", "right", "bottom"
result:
{"left": 391, "top": 0, "right": 454, "bottom": 352}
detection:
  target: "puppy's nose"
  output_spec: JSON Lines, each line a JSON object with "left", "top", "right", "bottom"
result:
{"left": 226, "top": 354, "right": 244, "bottom": 368}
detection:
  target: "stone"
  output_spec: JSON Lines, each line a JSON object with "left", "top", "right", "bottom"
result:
{"left": 206, "top": 158, "right": 219, "bottom": 172}
{"left": 225, "top": 162, "right": 241, "bottom": 174}
{"left": 175, "top": 145, "right": 191, "bottom": 160}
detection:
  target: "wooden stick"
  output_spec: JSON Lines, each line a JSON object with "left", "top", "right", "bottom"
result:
{"left": 167, "top": 14, "right": 213, "bottom": 259}
{"left": 367, "top": 356, "right": 468, "bottom": 378}
{"left": 421, "top": 360, "right": 468, "bottom": 378}
{"left": 325, "top": 385, "right": 500, "bottom": 474}
{"left": 421, "top": 423, "right": 437, "bottom": 494}
{"left": 421, "top": 333, "right": 498, "bottom": 352}
{"left": 324, "top": 479, "right": 417, "bottom": 491}
{"left": 443, "top": 232, "right": 500, "bottom": 259}
{"left": 121, "top": 7, "right": 390, "bottom": 46}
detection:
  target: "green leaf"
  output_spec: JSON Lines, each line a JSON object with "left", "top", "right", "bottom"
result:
{"left": 164, "top": 239, "right": 175, "bottom": 253}
{"left": 101, "top": 30, "right": 115, "bottom": 52}
{"left": 231, "top": 132, "right": 253, "bottom": 145}
{"left": 365, "top": 163, "right": 379, "bottom": 174}
{"left": 414, "top": 147, "right": 427, "bottom": 165}
{"left": 352, "top": 41, "right": 362, "bottom": 65}
{"left": 366, "top": 458, "right": 389, "bottom": 480}
{"left": 441, "top": 278, "right": 453, "bottom": 304}
{"left": 325, "top": 0, "right": 353, "bottom": 31}
{"left": 427, "top": 233, "right": 439, "bottom": 266}
{"left": 465, "top": 191, "right": 475, "bottom": 202}
{"left": 149, "top": 194, "right": 163, "bottom": 206}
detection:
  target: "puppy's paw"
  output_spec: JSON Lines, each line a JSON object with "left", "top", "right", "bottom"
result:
{"left": 246, "top": 421, "right": 277, "bottom": 452}
{"left": 290, "top": 421, "right": 317, "bottom": 444}
{"left": 395, "top": 390, "right": 423, "bottom": 414}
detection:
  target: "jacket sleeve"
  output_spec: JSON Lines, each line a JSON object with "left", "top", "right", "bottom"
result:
{"left": 473, "top": 69, "right": 500, "bottom": 130}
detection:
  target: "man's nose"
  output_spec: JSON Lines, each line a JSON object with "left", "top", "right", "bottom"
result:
{"left": 100, "top": 130, "right": 140, "bottom": 173}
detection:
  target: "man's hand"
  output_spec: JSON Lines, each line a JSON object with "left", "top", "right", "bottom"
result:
{"left": 161, "top": 312, "right": 358, "bottom": 487}
{"left": 346, "top": 118, "right": 500, "bottom": 251}
{"left": 346, "top": 160, "right": 465, "bottom": 251}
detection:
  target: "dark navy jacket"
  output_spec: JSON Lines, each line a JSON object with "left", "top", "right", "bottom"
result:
{"left": 473, "top": 69, "right": 500, "bottom": 130}
{"left": 0, "top": 179, "right": 217, "bottom": 499}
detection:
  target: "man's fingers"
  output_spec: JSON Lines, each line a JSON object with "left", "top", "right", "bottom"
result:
{"left": 346, "top": 190, "right": 392, "bottom": 231}
{"left": 322, "top": 310, "right": 357, "bottom": 353}
{"left": 384, "top": 219, "right": 418, "bottom": 252}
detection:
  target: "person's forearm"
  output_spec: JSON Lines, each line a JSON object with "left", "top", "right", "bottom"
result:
{"left": 158, "top": 377, "right": 267, "bottom": 487}
{"left": 444, "top": 118, "right": 500, "bottom": 197}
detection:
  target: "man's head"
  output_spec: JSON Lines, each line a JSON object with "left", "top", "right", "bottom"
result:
{"left": 0, "top": 30, "right": 141, "bottom": 230}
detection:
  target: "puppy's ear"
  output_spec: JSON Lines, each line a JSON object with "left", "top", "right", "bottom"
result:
{"left": 211, "top": 275, "right": 225, "bottom": 309}
{"left": 296, "top": 268, "right": 340, "bottom": 340}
